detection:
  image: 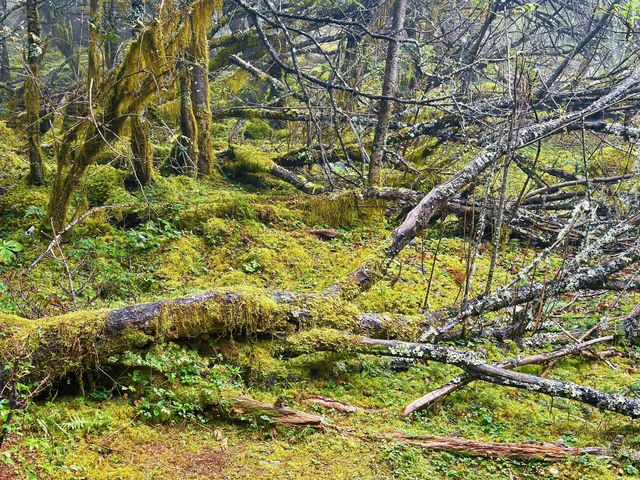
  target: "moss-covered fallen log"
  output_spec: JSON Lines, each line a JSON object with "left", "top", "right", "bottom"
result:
{"left": 0, "top": 287, "right": 419, "bottom": 384}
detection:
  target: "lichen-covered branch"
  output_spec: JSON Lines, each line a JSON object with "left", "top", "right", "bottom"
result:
{"left": 283, "top": 330, "right": 640, "bottom": 418}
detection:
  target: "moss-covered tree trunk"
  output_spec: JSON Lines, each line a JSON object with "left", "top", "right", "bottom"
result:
{"left": 24, "top": 0, "right": 44, "bottom": 186}
{"left": 87, "top": 0, "right": 103, "bottom": 90}
{"left": 189, "top": 1, "right": 215, "bottom": 177}
{"left": 129, "top": 111, "right": 153, "bottom": 187}
{"left": 0, "top": 0, "right": 9, "bottom": 82}
{"left": 53, "top": 19, "right": 80, "bottom": 80}
{"left": 103, "top": 0, "right": 118, "bottom": 69}
{"left": 126, "top": 0, "right": 153, "bottom": 188}
{"left": 172, "top": 59, "right": 199, "bottom": 176}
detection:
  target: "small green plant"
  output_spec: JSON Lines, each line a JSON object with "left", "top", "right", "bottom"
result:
{"left": 126, "top": 220, "right": 183, "bottom": 251}
{"left": 243, "top": 258, "right": 262, "bottom": 273}
{"left": 108, "top": 345, "right": 243, "bottom": 423}
{"left": 23, "top": 205, "right": 46, "bottom": 219}
{"left": 0, "top": 240, "right": 23, "bottom": 265}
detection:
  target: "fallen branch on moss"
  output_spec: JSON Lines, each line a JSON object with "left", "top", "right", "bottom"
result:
{"left": 228, "top": 396, "right": 326, "bottom": 427}
{"left": 282, "top": 330, "right": 640, "bottom": 418}
{"left": 401, "top": 335, "right": 615, "bottom": 416}
{"left": 302, "top": 395, "right": 363, "bottom": 413}
{"left": 387, "top": 433, "right": 612, "bottom": 461}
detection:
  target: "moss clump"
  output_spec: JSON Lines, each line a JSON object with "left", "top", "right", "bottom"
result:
{"left": 244, "top": 119, "right": 271, "bottom": 140}
{"left": 282, "top": 328, "right": 360, "bottom": 356}
{"left": 163, "top": 286, "right": 290, "bottom": 340}
{"left": 154, "top": 235, "right": 205, "bottom": 290}
{"left": 305, "top": 191, "right": 359, "bottom": 228}
{"left": 0, "top": 180, "right": 49, "bottom": 216}
{"left": 224, "top": 145, "right": 276, "bottom": 176}
{"left": 202, "top": 217, "right": 236, "bottom": 246}
{"left": 590, "top": 146, "right": 636, "bottom": 177}
{"left": 84, "top": 164, "right": 133, "bottom": 206}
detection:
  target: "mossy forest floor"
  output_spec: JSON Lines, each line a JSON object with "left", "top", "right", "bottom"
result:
{"left": 1, "top": 121, "right": 639, "bottom": 479}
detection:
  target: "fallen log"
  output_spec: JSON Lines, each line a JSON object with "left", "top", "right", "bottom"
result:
{"left": 0, "top": 286, "right": 420, "bottom": 384}
{"left": 229, "top": 396, "right": 326, "bottom": 427}
{"left": 283, "top": 330, "right": 640, "bottom": 418}
{"left": 388, "top": 433, "right": 612, "bottom": 461}
{"left": 401, "top": 335, "right": 615, "bottom": 416}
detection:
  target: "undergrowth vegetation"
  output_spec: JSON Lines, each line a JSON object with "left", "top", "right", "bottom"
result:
{"left": 0, "top": 116, "right": 639, "bottom": 479}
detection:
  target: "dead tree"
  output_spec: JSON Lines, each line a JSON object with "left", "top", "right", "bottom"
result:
{"left": 367, "top": 0, "right": 408, "bottom": 186}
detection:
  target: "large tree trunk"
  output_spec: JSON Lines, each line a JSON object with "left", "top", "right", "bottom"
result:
{"left": 367, "top": 0, "right": 408, "bottom": 187}
{"left": 1, "top": 284, "right": 638, "bottom": 418}
{"left": 24, "top": 0, "right": 44, "bottom": 186}
{"left": 0, "top": 287, "right": 415, "bottom": 384}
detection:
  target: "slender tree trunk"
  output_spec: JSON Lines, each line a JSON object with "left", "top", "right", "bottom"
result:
{"left": 129, "top": 111, "right": 153, "bottom": 187}
{"left": 53, "top": 19, "right": 80, "bottom": 80}
{"left": 87, "top": 0, "right": 103, "bottom": 90}
{"left": 190, "top": 1, "right": 215, "bottom": 176}
{"left": 367, "top": 0, "right": 408, "bottom": 187}
{"left": 0, "top": 0, "right": 9, "bottom": 82}
{"left": 172, "top": 59, "right": 199, "bottom": 176}
{"left": 103, "top": 0, "right": 117, "bottom": 69}
{"left": 126, "top": 0, "right": 153, "bottom": 187}
{"left": 24, "top": 0, "right": 44, "bottom": 186}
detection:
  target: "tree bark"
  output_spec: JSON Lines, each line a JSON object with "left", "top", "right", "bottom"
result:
{"left": 189, "top": 0, "right": 216, "bottom": 176}
{"left": 129, "top": 111, "right": 153, "bottom": 187}
{"left": 171, "top": 58, "right": 199, "bottom": 176}
{"left": 24, "top": 0, "right": 44, "bottom": 186}
{"left": 389, "top": 433, "right": 611, "bottom": 461}
{"left": 0, "top": 0, "right": 9, "bottom": 82}
{"left": 87, "top": 0, "right": 103, "bottom": 90}
{"left": 367, "top": 0, "right": 408, "bottom": 186}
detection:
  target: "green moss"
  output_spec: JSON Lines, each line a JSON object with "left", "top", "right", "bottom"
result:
{"left": 282, "top": 328, "right": 360, "bottom": 356}
{"left": 305, "top": 191, "right": 359, "bottom": 228}
{"left": 243, "top": 119, "right": 271, "bottom": 140}
{"left": 84, "top": 164, "right": 134, "bottom": 206}
{"left": 225, "top": 145, "right": 276, "bottom": 176}
{"left": 202, "top": 217, "right": 236, "bottom": 246}
{"left": 154, "top": 235, "right": 205, "bottom": 290}
{"left": 0, "top": 179, "right": 49, "bottom": 217}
